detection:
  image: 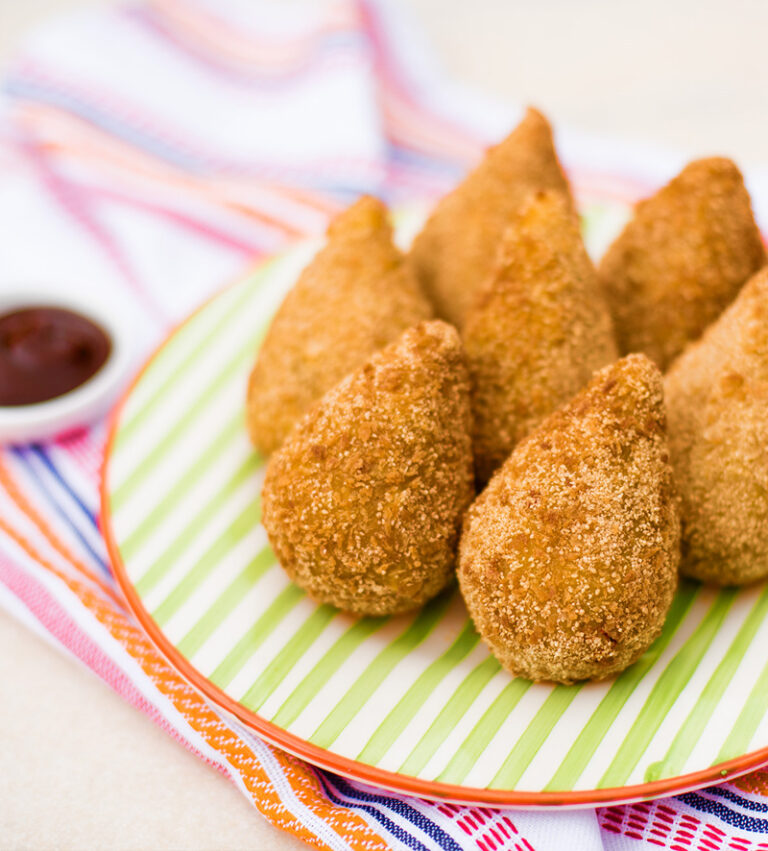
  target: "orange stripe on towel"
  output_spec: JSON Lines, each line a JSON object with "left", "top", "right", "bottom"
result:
{"left": 0, "top": 458, "right": 121, "bottom": 606}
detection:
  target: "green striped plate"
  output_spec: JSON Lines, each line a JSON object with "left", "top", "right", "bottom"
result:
{"left": 103, "top": 203, "right": 768, "bottom": 806}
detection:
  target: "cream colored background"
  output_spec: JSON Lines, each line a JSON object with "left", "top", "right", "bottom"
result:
{"left": 2, "top": 1, "right": 768, "bottom": 849}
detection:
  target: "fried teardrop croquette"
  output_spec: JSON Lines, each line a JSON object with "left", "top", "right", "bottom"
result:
{"left": 458, "top": 354, "right": 680, "bottom": 684}
{"left": 247, "top": 195, "right": 432, "bottom": 455}
{"left": 665, "top": 267, "right": 768, "bottom": 585}
{"left": 409, "top": 107, "right": 573, "bottom": 328}
{"left": 598, "top": 157, "right": 765, "bottom": 370}
{"left": 463, "top": 190, "right": 618, "bottom": 484}
{"left": 261, "top": 321, "right": 475, "bottom": 616}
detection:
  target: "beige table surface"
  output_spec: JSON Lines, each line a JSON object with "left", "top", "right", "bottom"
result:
{"left": 2, "top": 2, "right": 768, "bottom": 849}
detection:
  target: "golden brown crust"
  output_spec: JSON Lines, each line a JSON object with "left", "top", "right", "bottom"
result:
{"left": 598, "top": 157, "right": 765, "bottom": 370}
{"left": 463, "top": 190, "right": 617, "bottom": 483}
{"left": 458, "top": 354, "right": 680, "bottom": 684}
{"left": 261, "top": 321, "right": 475, "bottom": 616}
{"left": 409, "top": 107, "right": 573, "bottom": 329}
{"left": 247, "top": 195, "right": 432, "bottom": 455}
{"left": 664, "top": 268, "right": 768, "bottom": 584}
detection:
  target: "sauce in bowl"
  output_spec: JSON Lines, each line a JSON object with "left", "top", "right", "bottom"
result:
{"left": 0, "top": 306, "right": 112, "bottom": 406}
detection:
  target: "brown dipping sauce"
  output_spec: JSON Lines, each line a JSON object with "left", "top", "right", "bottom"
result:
{"left": 0, "top": 307, "right": 111, "bottom": 406}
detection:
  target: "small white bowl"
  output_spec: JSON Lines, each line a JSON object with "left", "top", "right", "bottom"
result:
{"left": 0, "top": 289, "right": 135, "bottom": 444}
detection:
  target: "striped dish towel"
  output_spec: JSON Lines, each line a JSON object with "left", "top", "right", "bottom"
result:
{"left": 3, "top": 2, "right": 768, "bottom": 849}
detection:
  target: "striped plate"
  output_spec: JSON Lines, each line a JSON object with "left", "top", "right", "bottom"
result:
{"left": 102, "top": 201, "right": 768, "bottom": 807}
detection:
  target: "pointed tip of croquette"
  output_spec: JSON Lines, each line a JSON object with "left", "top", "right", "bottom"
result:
{"left": 247, "top": 197, "right": 432, "bottom": 455}
{"left": 599, "top": 156, "right": 765, "bottom": 370}
{"left": 409, "top": 106, "right": 573, "bottom": 328}
{"left": 463, "top": 189, "right": 617, "bottom": 483}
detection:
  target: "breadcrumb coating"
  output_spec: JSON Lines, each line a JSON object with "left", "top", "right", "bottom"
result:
{"left": 463, "top": 190, "right": 617, "bottom": 484}
{"left": 665, "top": 267, "right": 768, "bottom": 585}
{"left": 599, "top": 157, "right": 765, "bottom": 370}
{"left": 409, "top": 107, "right": 573, "bottom": 328}
{"left": 261, "top": 321, "right": 475, "bottom": 616}
{"left": 458, "top": 354, "right": 680, "bottom": 684}
{"left": 247, "top": 195, "right": 432, "bottom": 455}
